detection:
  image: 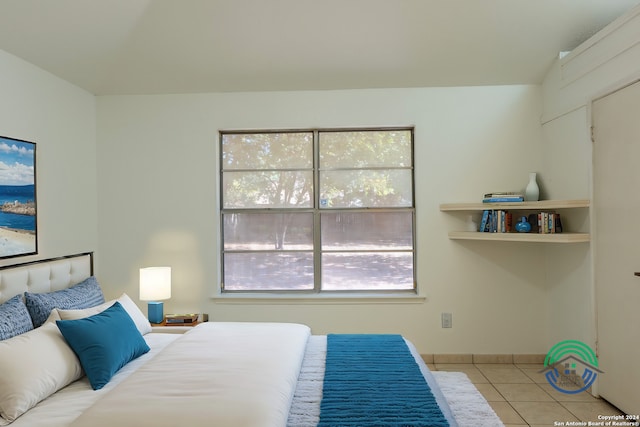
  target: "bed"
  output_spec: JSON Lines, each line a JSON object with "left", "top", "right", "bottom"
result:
{"left": 0, "top": 253, "right": 501, "bottom": 427}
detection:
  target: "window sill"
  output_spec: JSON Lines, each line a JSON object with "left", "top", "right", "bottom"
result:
{"left": 211, "top": 292, "right": 426, "bottom": 304}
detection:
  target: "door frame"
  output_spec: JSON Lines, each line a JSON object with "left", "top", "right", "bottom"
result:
{"left": 588, "top": 74, "right": 640, "bottom": 399}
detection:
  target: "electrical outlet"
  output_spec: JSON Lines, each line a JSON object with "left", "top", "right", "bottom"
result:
{"left": 441, "top": 312, "right": 452, "bottom": 328}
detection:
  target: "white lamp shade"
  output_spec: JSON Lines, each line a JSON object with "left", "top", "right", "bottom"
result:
{"left": 139, "top": 267, "right": 171, "bottom": 301}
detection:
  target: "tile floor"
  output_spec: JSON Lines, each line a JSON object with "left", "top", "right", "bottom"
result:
{"left": 429, "top": 362, "right": 625, "bottom": 427}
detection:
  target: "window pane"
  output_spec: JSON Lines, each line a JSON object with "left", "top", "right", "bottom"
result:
{"left": 319, "top": 130, "right": 412, "bottom": 169}
{"left": 321, "top": 252, "right": 414, "bottom": 291}
{"left": 321, "top": 212, "right": 413, "bottom": 250}
{"left": 224, "top": 252, "right": 314, "bottom": 291}
{"left": 223, "top": 213, "right": 313, "bottom": 250}
{"left": 223, "top": 171, "right": 313, "bottom": 208}
{"left": 222, "top": 132, "right": 312, "bottom": 170}
{"left": 319, "top": 169, "right": 413, "bottom": 208}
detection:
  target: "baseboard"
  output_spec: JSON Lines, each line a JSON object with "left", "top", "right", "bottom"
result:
{"left": 421, "top": 354, "right": 546, "bottom": 364}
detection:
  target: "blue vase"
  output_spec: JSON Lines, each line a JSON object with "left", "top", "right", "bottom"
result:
{"left": 515, "top": 216, "right": 531, "bottom": 233}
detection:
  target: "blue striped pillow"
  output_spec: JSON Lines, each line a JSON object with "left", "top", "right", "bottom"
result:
{"left": 0, "top": 295, "right": 33, "bottom": 340}
{"left": 25, "top": 277, "right": 105, "bottom": 328}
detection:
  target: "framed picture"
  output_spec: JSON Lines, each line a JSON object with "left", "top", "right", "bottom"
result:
{"left": 0, "top": 136, "right": 37, "bottom": 259}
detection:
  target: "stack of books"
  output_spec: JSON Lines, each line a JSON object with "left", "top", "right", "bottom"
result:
{"left": 479, "top": 209, "right": 513, "bottom": 233}
{"left": 164, "top": 313, "right": 200, "bottom": 325}
{"left": 478, "top": 211, "right": 563, "bottom": 233}
{"left": 482, "top": 192, "right": 524, "bottom": 203}
{"left": 537, "top": 212, "right": 563, "bottom": 233}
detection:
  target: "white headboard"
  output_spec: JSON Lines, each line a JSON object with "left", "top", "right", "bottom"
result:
{"left": 0, "top": 252, "right": 93, "bottom": 304}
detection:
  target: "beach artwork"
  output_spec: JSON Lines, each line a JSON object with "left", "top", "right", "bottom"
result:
{"left": 0, "top": 136, "right": 36, "bottom": 259}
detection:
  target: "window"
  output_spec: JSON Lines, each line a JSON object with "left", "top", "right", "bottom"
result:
{"left": 220, "top": 128, "right": 415, "bottom": 293}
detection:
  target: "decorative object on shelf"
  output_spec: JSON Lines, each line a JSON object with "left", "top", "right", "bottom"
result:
{"left": 515, "top": 216, "right": 532, "bottom": 233}
{"left": 466, "top": 215, "right": 478, "bottom": 232}
{"left": 524, "top": 172, "right": 540, "bottom": 201}
{"left": 139, "top": 267, "right": 172, "bottom": 324}
{"left": 527, "top": 213, "right": 539, "bottom": 233}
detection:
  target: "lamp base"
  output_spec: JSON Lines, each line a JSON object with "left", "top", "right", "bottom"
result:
{"left": 147, "top": 301, "right": 164, "bottom": 324}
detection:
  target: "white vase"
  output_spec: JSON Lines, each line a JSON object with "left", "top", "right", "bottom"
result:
{"left": 524, "top": 172, "right": 539, "bottom": 201}
{"left": 466, "top": 214, "right": 478, "bottom": 232}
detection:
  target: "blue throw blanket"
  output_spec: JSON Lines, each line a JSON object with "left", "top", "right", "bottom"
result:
{"left": 318, "top": 334, "right": 449, "bottom": 427}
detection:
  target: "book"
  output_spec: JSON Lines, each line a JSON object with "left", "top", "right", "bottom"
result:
{"left": 538, "top": 213, "right": 542, "bottom": 233}
{"left": 543, "top": 212, "right": 551, "bottom": 233}
{"left": 483, "top": 192, "right": 523, "bottom": 198}
{"left": 491, "top": 210, "right": 497, "bottom": 232}
{"left": 479, "top": 210, "right": 490, "bottom": 232}
{"left": 554, "top": 213, "right": 563, "bottom": 233}
{"left": 482, "top": 196, "right": 524, "bottom": 203}
{"left": 165, "top": 313, "right": 199, "bottom": 324}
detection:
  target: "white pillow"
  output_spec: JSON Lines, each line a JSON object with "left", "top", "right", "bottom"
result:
{"left": 0, "top": 322, "right": 83, "bottom": 424}
{"left": 44, "top": 309, "right": 61, "bottom": 323}
{"left": 56, "top": 293, "right": 152, "bottom": 335}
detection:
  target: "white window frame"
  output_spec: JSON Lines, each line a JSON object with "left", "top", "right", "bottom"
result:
{"left": 219, "top": 127, "right": 416, "bottom": 294}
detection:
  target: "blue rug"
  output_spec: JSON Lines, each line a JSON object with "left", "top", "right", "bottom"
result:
{"left": 318, "top": 334, "right": 450, "bottom": 427}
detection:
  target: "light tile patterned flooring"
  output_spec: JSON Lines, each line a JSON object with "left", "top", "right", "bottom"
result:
{"left": 429, "top": 362, "right": 625, "bottom": 427}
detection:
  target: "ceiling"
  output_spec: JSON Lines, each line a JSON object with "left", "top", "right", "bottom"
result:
{"left": 0, "top": 0, "right": 638, "bottom": 95}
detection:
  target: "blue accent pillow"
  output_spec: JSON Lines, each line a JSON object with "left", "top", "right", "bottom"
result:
{"left": 0, "top": 295, "right": 33, "bottom": 340}
{"left": 56, "top": 302, "right": 150, "bottom": 390}
{"left": 25, "top": 276, "right": 105, "bottom": 328}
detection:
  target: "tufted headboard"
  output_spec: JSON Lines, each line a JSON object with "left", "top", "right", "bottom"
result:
{"left": 0, "top": 252, "right": 93, "bottom": 304}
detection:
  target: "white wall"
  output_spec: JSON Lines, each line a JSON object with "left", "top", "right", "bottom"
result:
{"left": 0, "top": 50, "right": 98, "bottom": 266}
{"left": 541, "top": 4, "right": 640, "bottom": 349}
{"left": 97, "top": 86, "right": 551, "bottom": 354}
{"left": 2, "top": 28, "right": 612, "bottom": 355}
{"left": 1, "top": 2, "right": 635, "bottom": 357}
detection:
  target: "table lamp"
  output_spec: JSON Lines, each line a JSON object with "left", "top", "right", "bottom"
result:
{"left": 139, "top": 266, "right": 171, "bottom": 324}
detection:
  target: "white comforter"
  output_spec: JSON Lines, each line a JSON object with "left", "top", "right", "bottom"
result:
{"left": 69, "top": 322, "right": 311, "bottom": 427}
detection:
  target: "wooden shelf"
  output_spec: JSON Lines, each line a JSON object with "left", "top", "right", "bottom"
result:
{"left": 440, "top": 199, "right": 590, "bottom": 212}
{"left": 448, "top": 231, "right": 590, "bottom": 243}
{"left": 441, "top": 199, "right": 590, "bottom": 244}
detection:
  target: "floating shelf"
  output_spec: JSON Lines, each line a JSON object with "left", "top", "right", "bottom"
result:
{"left": 448, "top": 231, "right": 590, "bottom": 243}
{"left": 439, "top": 199, "right": 590, "bottom": 212}
{"left": 441, "top": 199, "right": 590, "bottom": 244}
